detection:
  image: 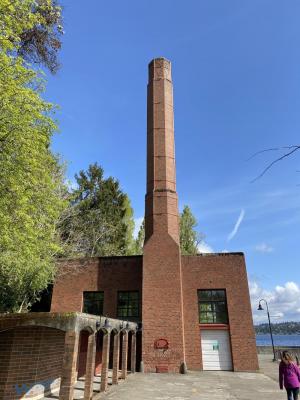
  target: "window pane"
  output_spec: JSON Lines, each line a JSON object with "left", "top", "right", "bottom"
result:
{"left": 83, "top": 291, "right": 104, "bottom": 315}
{"left": 198, "top": 290, "right": 212, "bottom": 301}
{"left": 117, "top": 291, "right": 139, "bottom": 320}
{"left": 200, "top": 303, "right": 212, "bottom": 312}
{"left": 198, "top": 289, "right": 228, "bottom": 324}
{"left": 200, "top": 312, "right": 214, "bottom": 323}
{"left": 129, "top": 292, "right": 139, "bottom": 300}
{"left": 119, "top": 292, "right": 129, "bottom": 301}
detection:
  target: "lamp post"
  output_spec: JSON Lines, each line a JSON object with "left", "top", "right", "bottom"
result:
{"left": 258, "top": 299, "right": 276, "bottom": 361}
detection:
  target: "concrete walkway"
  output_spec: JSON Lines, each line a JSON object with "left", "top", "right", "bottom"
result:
{"left": 44, "top": 355, "right": 284, "bottom": 400}
{"left": 96, "top": 370, "right": 282, "bottom": 400}
{"left": 93, "top": 355, "right": 283, "bottom": 400}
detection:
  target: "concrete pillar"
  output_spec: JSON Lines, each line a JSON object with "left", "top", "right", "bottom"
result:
{"left": 100, "top": 332, "right": 110, "bottom": 392}
{"left": 131, "top": 333, "right": 136, "bottom": 373}
{"left": 59, "top": 331, "right": 79, "bottom": 400}
{"left": 121, "top": 331, "right": 128, "bottom": 379}
{"left": 112, "top": 332, "right": 120, "bottom": 384}
{"left": 84, "top": 333, "right": 96, "bottom": 400}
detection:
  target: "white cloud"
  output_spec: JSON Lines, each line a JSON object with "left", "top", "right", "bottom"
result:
{"left": 197, "top": 241, "right": 214, "bottom": 253}
{"left": 250, "top": 281, "right": 300, "bottom": 323}
{"left": 255, "top": 243, "right": 274, "bottom": 253}
{"left": 221, "top": 249, "right": 229, "bottom": 253}
{"left": 133, "top": 217, "right": 143, "bottom": 239}
{"left": 227, "top": 209, "right": 245, "bottom": 241}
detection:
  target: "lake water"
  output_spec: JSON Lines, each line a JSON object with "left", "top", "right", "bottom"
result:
{"left": 256, "top": 334, "right": 300, "bottom": 347}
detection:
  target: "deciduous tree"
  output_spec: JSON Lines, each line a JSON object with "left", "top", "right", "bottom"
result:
{"left": 0, "top": 0, "right": 66, "bottom": 312}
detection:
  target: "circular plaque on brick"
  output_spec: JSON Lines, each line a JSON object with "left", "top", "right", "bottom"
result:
{"left": 154, "top": 338, "right": 169, "bottom": 350}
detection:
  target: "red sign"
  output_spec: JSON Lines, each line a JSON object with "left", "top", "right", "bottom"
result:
{"left": 154, "top": 338, "right": 169, "bottom": 350}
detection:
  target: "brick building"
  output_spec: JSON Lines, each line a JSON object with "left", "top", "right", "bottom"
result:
{"left": 0, "top": 57, "right": 258, "bottom": 400}
{"left": 51, "top": 57, "right": 258, "bottom": 375}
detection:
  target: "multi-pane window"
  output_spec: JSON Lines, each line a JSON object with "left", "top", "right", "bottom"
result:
{"left": 83, "top": 291, "right": 104, "bottom": 315}
{"left": 117, "top": 291, "right": 139, "bottom": 321}
{"left": 198, "top": 289, "right": 228, "bottom": 324}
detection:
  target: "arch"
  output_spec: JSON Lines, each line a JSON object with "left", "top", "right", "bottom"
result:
{"left": 95, "top": 330, "right": 104, "bottom": 376}
{"left": 77, "top": 329, "right": 92, "bottom": 378}
{"left": 127, "top": 330, "right": 133, "bottom": 371}
{"left": 136, "top": 328, "right": 142, "bottom": 372}
{"left": 109, "top": 329, "right": 118, "bottom": 370}
{"left": 79, "top": 325, "right": 94, "bottom": 334}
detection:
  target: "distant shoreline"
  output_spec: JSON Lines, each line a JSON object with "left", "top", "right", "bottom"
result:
{"left": 256, "top": 333, "right": 300, "bottom": 335}
{"left": 255, "top": 322, "right": 300, "bottom": 335}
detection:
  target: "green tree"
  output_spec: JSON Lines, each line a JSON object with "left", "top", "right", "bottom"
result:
{"left": 134, "top": 219, "right": 145, "bottom": 255}
{"left": 180, "top": 205, "right": 202, "bottom": 255}
{"left": 1, "top": 0, "right": 63, "bottom": 73}
{"left": 122, "top": 195, "right": 136, "bottom": 255}
{"left": 132, "top": 206, "right": 202, "bottom": 255}
{"left": 60, "top": 163, "right": 135, "bottom": 257}
{"left": 0, "top": 0, "right": 66, "bottom": 312}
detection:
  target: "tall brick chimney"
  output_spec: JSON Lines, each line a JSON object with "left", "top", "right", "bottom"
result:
{"left": 142, "top": 58, "right": 186, "bottom": 373}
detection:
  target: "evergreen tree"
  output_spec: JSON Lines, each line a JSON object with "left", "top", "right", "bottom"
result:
{"left": 0, "top": 0, "right": 66, "bottom": 312}
{"left": 60, "top": 163, "right": 135, "bottom": 257}
{"left": 132, "top": 206, "right": 202, "bottom": 255}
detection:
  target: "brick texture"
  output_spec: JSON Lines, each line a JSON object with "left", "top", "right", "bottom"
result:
{"left": 181, "top": 253, "right": 259, "bottom": 371}
{"left": 100, "top": 333, "right": 110, "bottom": 392}
{"left": 83, "top": 333, "right": 96, "bottom": 400}
{"left": 51, "top": 256, "right": 142, "bottom": 316}
{"left": 0, "top": 326, "right": 64, "bottom": 399}
{"left": 143, "top": 58, "right": 185, "bottom": 373}
{"left": 59, "top": 331, "right": 79, "bottom": 400}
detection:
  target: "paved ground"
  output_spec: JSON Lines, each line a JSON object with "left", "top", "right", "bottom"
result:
{"left": 44, "top": 355, "right": 284, "bottom": 400}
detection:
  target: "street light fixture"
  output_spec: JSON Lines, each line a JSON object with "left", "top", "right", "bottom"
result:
{"left": 257, "top": 299, "right": 276, "bottom": 361}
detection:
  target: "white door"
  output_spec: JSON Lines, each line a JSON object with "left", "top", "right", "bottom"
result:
{"left": 201, "top": 330, "right": 232, "bottom": 371}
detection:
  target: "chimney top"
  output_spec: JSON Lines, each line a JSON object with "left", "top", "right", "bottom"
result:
{"left": 148, "top": 57, "right": 172, "bottom": 82}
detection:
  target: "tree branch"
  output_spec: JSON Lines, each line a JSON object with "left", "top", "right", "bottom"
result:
{"left": 250, "top": 145, "right": 300, "bottom": 183}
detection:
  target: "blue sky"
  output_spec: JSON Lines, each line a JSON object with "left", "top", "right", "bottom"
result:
{"left": 47, "top": 0, "right": 300, "bottom": 322}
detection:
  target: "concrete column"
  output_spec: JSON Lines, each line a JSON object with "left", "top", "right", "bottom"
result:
{"left": 131, "top": 333, "right": 136, "bottom": 373}
{"left": 100, "top": 332, "right": 110, "bottom": 392}
{"left": 59, "top": 331, "right": 79, "bottom": 400}
{"left": 84, "top": 333, "right": 96, "bottom": 400}
{"left": 121, "top": 331, "right": 128, "bottom": 379}
{"left": 112, "top": 333, "right": 120, "bottom": 384}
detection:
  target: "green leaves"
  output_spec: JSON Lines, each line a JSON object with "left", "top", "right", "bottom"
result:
{"left": 0, "top": 0, "right": 66, "bottom": 312}
{"left": 59, "top": 163, "right": 136, "bottom": 258}
{"left": 180, "top": 205, "right": 202, "bottom": 255}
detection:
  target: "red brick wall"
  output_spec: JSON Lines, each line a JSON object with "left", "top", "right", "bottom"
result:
{"left": 51, "top": 256, "right": 142, "bottom": 317}
{"left": 181, "top": 253, "right": 259, "bottom": 371}
{"left": 0, "top": 326, "right": 65, "bottom": 399}
{"left": 143, "top": 235, "right": 185, "bottom": 373}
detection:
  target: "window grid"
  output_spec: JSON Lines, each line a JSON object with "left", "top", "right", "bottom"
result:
{"left": 117, "top": 291, "right": 139, "bottom": 319}
{"left": 198, "top": 289, "right": 228, "bottom": 324}
{"left": 83, "top": 291, "right": 104, "bottom": 316}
